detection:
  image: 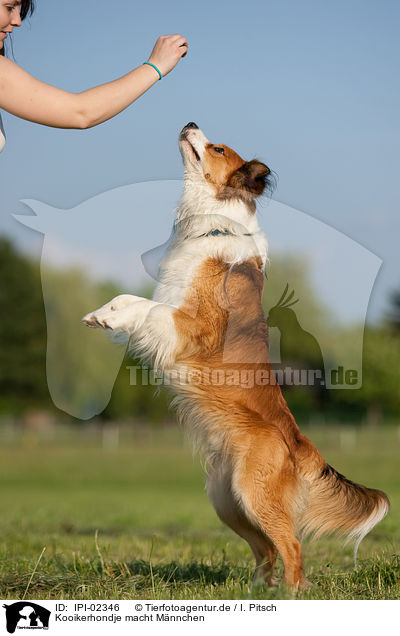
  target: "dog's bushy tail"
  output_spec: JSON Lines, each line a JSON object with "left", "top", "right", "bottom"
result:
{"left": 297, "top": 438, "right": 389, "bottom": 558}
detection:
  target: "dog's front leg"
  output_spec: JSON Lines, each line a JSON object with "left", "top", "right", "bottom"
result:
{"left": 83, "top": 295, "right": 208, "bottom": 370}
{"left": 129, "top": 303, "right": 180, "bottom": 370}
{"left": 82, "top": 294, "right": 145, "bottom": 328}
{"left": 83, "top": 298, "right": 180, "bottom": 369}
{"left": 82, "top": 297, "right": 162, "bottom": 340}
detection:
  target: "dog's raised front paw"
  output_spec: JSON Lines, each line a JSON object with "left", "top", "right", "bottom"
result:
{"left": 81, "top": 310, "right": 125, "bottom": 331}
{"left": 81, "top": 294, "right": 142, "bottom": 330}
{"left": 81, "top": 311, "right": 105, "bottom": 328}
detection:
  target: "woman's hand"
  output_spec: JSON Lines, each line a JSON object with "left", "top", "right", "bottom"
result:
{"left": 147, "top": 34, "right": 188, "bottom": 78}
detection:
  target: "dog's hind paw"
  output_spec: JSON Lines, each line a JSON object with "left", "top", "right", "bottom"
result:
{"left": 296, "top": 577, "right": 313, "bottom": 590}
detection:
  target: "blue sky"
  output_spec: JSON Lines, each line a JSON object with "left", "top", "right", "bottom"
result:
{"left": 1, "top": 0, "right": 399, "bottom": 323}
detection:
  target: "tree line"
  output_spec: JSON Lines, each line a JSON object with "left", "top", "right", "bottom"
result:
{"left": 0, "top": 237, "right": 399, "bottom": 423}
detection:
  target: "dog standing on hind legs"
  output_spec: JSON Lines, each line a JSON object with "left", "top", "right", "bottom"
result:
{"left": 82, "top": 122, "right": 389, "bottom": 587}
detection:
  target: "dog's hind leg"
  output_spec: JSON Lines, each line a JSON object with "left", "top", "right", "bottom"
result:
{"left": 238, "top": 489, "right": 306, "bottom": 587}
{"left": 255, "top": 514, "right": 305, "bottom": 587}
{"left": 206, "top": 465, "right": 278, "bottom": 585}
{"left": 232, "top": 427, "right": 308, "bottom": 588}
{"left": 246, "top": 531, "right": 278, "bottom": 586}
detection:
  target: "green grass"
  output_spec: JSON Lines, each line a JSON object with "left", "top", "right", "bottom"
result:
{"left": 0, "top": 422, "right": 399, "bottom": 600}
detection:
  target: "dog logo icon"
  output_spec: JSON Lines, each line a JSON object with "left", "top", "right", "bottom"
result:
{"left": 2, "top": 602, "right": 50, "bottom": 633}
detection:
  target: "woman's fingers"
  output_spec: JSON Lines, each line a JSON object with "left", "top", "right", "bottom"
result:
{"left": 175, "top": 36, "right": 188, "bottom": 53}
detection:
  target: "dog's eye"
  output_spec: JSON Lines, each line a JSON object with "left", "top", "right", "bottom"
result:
{"left": 214, "top": 147, "right": 225, "bottom": 155}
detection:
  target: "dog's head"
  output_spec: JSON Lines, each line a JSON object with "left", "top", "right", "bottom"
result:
{"left": 179, "top": 122, "right": 275, "bottom": 210}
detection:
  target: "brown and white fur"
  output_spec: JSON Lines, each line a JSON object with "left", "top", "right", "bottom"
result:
{"left": 82, "top": 122, "right": 389, "bottom": 587}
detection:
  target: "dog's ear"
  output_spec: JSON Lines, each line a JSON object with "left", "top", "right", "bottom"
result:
{"left": 227, "top": 160, "right": 271, "bottom": 197}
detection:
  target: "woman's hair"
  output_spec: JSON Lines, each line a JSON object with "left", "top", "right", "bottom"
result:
{"left": 1, "top": 0, "right": 35, "bottom": 56}
{"left": 20, "top": 0, "right": 35, "bottom": 21}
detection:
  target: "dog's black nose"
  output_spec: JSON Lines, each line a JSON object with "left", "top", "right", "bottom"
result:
{"left": 184, "top": 122, "right": 199, "bottom": 130}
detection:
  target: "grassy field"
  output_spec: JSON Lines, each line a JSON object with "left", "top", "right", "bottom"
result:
{"left": 0, "top": 421, "right": 399, "bottom": 600}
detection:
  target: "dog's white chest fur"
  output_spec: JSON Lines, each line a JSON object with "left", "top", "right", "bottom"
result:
{"left": 154, "top": 224, "right": 268, "bottom": 310}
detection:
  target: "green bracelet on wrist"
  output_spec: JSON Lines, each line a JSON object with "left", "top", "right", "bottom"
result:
{"left": 143, "top": 61, "right": 162, "bottom": 80}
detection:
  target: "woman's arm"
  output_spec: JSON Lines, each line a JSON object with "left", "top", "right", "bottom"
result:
{"left": 0, "top": 34, "right": 187, "bottom": 129}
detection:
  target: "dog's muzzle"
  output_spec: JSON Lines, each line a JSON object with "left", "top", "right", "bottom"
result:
{"left": 179, "top": 121, "right": 199, "bottom": 140}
